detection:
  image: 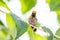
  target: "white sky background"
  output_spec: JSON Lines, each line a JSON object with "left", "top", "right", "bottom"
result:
{"left": 0, "top": 0, "right": 60, "bottom": 40}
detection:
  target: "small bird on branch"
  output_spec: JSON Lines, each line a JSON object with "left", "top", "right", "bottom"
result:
{"left": 29, "top": 10, "right": 37, "bottom": 32}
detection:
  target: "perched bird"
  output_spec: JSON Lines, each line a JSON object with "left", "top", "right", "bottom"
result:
{"left": 29, "top": 10, "right": 37, "bottom": 32}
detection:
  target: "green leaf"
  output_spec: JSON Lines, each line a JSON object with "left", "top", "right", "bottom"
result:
{"left": 0, "top": 21, "right": 7, "bottom": 30}
{"left": 53, "top": 36, "right": 60, "bottom": 40}
{"left": 0, "top": 21, "right": 4, "bottom": 25}
{"left": 56, "top": 10, "right": 60, "bottom": 23}
{"left": 28, "top": 26, "right": 34, "bottom": 40}
{"left": 46, "top": 0, "right": 60, "bottom": 23}
{"left": 0, "top": 0, "right": 10, "bottom": 11}
{"left": 28, "top": 26, "right": 48, "bottom": 40}
{"left": 0, "top": 29, "right": 8, "bottom": 40}
{"left": 7, "top": 0, "right": 10, "bottom": 2}
{"left": 20, "top": 0, "right": 37, "bottom": 14}
{"left": 6, "top": 14, "right": 17, "bottom": 40}
{"left": 0, "top": 31, "right": 6, "bottom": 40}
{"left": 53, "top": 28, "right": 60, "bottom": 40}
{"left": 0, "top": 20, "right": 8, "bottom": 36}
{"left": 10, "top": 35, "right": 15, "bottom": 40}
{"left": 10, "top": 12, "right": 29, "bottom": 39}
{"left": 0, "top": 20, "right": 8, "bottom": 40}
{"left": 34, "top": 34, "right": 47, "bottom": 40}
{"left": 46, "top": 0, "right": 51, "bottom": 6}
{"left": 42, "top": 27, "right": 53, "bottom": 40}
{"left": 46, "top": 0, "right": 60, "bottom": 11}
{"left": 55, "top": 28, "right": 60, "bottom": 37}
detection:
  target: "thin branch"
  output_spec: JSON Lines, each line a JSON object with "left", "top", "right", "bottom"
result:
{"left": 28, "top": 23, "right": 47, "bottom": 33}
{"left": 29, "top": 23, "right": 50, "bottom": 37}
{"left": 29, "top": 23, "right": 60, "bottom": 39}
{"left": 0, "top": 10, "right": 7, "bottom": 14}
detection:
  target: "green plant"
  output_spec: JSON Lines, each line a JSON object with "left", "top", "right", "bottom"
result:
{"left": 0, "top": 0, "right": 60, "bottom": 40}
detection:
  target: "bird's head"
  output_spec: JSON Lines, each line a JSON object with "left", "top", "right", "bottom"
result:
{"left": 32, "top": 10, "right": 36, "bottom": 17}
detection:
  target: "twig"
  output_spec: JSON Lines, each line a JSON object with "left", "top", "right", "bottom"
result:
{"left": 29, "top": 23, "right": 50, "bottom": 37}
{"left": 0, "top": 10, "right": 7, "bottom": 14}
{"left": 28, "top": 23, "right": 48, "bottom": 33}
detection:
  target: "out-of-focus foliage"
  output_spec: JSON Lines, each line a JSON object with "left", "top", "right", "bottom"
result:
{"left": 28, "top": 26, "right": 34, "bottom": 40}
{"left": 0, "top": 0, "right": 10, "bottom": 11}
{"left": 46, "top": 0, "right": 60, "bottom": 40}
{"left": 6, "top": 14, "right": 17, "bottom": 40}
{"left": 0, "top": 21, "right": 4, "bottom": 25}
{"left": 7, "top": 0, "right": 10, "bottom": 2}
{"left": 53, "top": 37, "right": 60, "bottom": 40}
{"left": 55, "top": 28, "right": 60, "bottom": 37}
{"left": 0, "top": 0, "right": 60, "bottom": 40}
{"left": 46, "top": 0, "right": 60, "bottom": 23}
{"left": 53, "top": 28, "right": 60, "bottom": 40}
{"left": 34, "top": 34, "right": 47, "bottom": 40}
{"left": 46, "top": 0, "right": 51, "bottom": 6}
{"left": 0, "top": 21, "right": 8, "bottom": 40}
{"left": 20, "top": 0, "right": 37, "bottom": 14}
{"left": 56, "top": 10, "right": 60, "bottom": 23}
{"left": 36, "top": 22, "right": 40, "bottom": 28}
{"left": 46, "top": 0, "right": 60, "bottom": 11}
{"left": 28, "top": 26, "right": 48, "bottom": 40}
{"left": 10, "top": 13, "right": 29, "bottom": 39}
{"left": 42, "top": 27, "right": 53, "bottom": 40}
